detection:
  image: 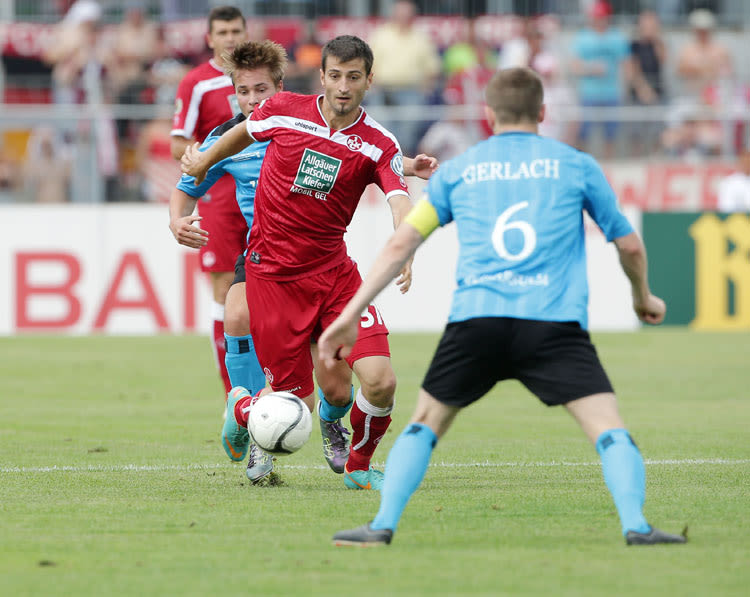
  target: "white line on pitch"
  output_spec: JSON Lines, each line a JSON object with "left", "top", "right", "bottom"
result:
{"left": 1, "top": 458, "right": 748, "bottom": 474}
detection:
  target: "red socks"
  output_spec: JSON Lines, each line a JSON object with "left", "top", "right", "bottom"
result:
{"left": 347, "top": 390, "right": 393, "bottom": 472}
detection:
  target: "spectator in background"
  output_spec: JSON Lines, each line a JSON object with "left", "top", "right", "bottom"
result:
{"left": 105, "top": 3, "right": 159, "bottom": 104}
{"left": 43, "top": 0, "right": 104, "bottom": 104}
{"left": 442, "top": 17, "right": 496, "bottom": 142}
{"left": 22, "top": 127, "right": 73, "bottom": 203}
{"left": 627, "top": 10, "right": 667, "bottom": 155}
{"left": 284, "top": 20, "right": 322, "bottom": 94}
{"left": 569, "top": 0, "right": 630, "bottom": 160}
{"left": 676, "top": 9, "right": 732, "bottom": 104}
{"left": 717, "top": 148, "right": 750, "bottom": 212}
{"left": 660, "top": 101, "right": 722, "bottom": 162}
{"left": 442, "top": 17, "right": 496, "bottom": 78}
{"left": 367, "top": 0, "right": 441, "bottom": 156}
{"left": 135, "top": 106, "right": 181, "bottom": 203}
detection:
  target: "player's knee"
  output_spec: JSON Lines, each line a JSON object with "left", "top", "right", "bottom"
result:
{"left": 360, "top": 370, "right": 397, "bottom": 406}
{"left": 224, "top": 303, "right": 249, "bottom": 336}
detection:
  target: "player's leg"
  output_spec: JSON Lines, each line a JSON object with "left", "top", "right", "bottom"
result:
{"left": 333, "top": 319, "right": 493, "bottom": 545}
{"left": 565, "top": 393, "right": 686, "bottom": 545}
{"left": 209, "top": 270, "right": 234, "bottom": 394}
{"left": 311, "top": 349, "right": 354, "bottom": 474}
{"left": 333, "top": 390, "right": 459, "bottom": 546}
{"left": 223, "top": 254, "right": 266, "bottom": 395}
{"left": 343, "top": 352, "right": 397, "bottom": 489}
{"left": 517, "top": 319, "right": 686, "bottom": 545}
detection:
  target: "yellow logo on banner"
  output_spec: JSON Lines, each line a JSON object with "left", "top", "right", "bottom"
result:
{"left": 689, "top": 213, "right": 750, "bottom": 329}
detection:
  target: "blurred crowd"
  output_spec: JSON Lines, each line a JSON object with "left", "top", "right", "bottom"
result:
{"left": 0, "top": 0, "right": 749, "bottom": 206}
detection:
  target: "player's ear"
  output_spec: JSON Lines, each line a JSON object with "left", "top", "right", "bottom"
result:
{"left": 484, "top": 105, "right": 496, "bottom": 132}
{"left": 539, "top": 104, "right": 546, "bottom": 123}
{"left": 366, "top": 71, "right": 373, "bottom": 89}
{"left": 205, "top": 32, "right": 213, "bottom": 50}
{"left": 319, "top": 68, "right": 325, "bottom": 88}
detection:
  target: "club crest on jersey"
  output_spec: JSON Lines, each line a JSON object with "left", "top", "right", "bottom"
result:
{"left": 173, "top": 97, "right": 183, "bottom": 116}
{"left": 391, "top": 153, "right": 404, "bottom": 176}
{"left": 346, "top": 135, "right": 363, "bottom": 151}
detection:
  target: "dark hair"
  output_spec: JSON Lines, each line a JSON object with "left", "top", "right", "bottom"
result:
{"left": 321, "top": 35, "right": 374, "bottom": 75}
{"left": 485, "top": 67, "right": 544, "bottom": 125}
{"left": 223, "top": 40, "right": 288, "bottom": 86}
{"left": 208, "top": 5, "right": 245, "bottom": 32}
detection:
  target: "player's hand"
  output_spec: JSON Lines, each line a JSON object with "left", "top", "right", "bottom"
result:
{"left": 169, "top": 214, "right": 208, "bottom": 249}
{"left": 633, "top": 293, "right": 666, "bottom": 325}
{"left": 180, "top": 142, "right": 208, "bottom": 185}
{"left": 395, "top": 256, "right": 413, "bottom": 294}
{"left": 412, "top": 153, "right": 438, "bottom": 180}
{"left": 318, "top": 315, "right": 359, "bottom": 368}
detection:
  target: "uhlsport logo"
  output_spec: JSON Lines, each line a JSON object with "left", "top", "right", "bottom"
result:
{"left": 263, "top": 367, "right": 274, "bottom": 383}
{"left": 346, "top": 135, "right": 363, "bottom": 151}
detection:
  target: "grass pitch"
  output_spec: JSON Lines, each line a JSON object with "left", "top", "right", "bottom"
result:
{"left": 1, "top": 329, "right": 748, "bottom": 596}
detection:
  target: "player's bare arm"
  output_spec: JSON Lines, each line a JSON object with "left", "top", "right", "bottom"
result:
{"left": 180, "top": 120, "right": 255, "bottom": 184}
{"left": 388, "top": 192, "right": 415, "bottom": 293}
{"left": 614, "top": 231, "right": 666, "bottom": 324}
{"left": 170, "top": 135, "right": 192, "bottom": 161}
{"left": 403, "top": 154, "right": 438, "bottom": 180}
{"left": 319, "top": 222, "right": 425, "bottom": 366}
{"left": 168, "top": 188, "right": 208, "bottom": 249}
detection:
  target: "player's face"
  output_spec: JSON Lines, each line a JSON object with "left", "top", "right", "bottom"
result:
{"left": 320, "top": 57, "right": 372, "bottom": 118}
{"left": 206, "top": 18, "right": 247, "bottom": 60}
{"left": 234, "top": 67, "right": 281, "bottom": 116}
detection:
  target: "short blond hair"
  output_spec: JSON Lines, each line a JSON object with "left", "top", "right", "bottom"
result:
{"left": 223, "top": 40, "right": 288, "bottom": 86}
{"left": 485, "top": 67, "right": 544, "bottom": 125}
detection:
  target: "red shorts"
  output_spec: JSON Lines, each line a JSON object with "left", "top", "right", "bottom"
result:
{"left": 246, "top": 258, "right": 390, "bottom": 396}
{"left": 196, "top": 174, "right": 248, "bottom": 273}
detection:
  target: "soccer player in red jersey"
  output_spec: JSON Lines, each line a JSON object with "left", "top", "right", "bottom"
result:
{"left": 171, "top": 6, "right": 248, "bottom": 400}
{"left": 182, "top": 35, "right": 437, "bottom": 490}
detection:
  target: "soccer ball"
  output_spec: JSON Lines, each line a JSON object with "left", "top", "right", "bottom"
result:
{"left": 247, "top": 392, "right": 312, "bottom": 455}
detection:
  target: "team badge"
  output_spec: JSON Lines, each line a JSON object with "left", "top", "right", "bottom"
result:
{"left": 174, "top": 97, "right": 183, "bottom": 116}
{"left": 202, "top": 251, "right": 216, "bottom": 268}
{"left": 391, "top": 153, "right": 404, "bottom": 176}
{"left": 346, "top": 135, "right": 363, "bottom": 151}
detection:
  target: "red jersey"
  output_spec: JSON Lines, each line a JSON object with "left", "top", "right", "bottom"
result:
{"left": 245, "top": 92, "right": 409, "bottom": 279}
{"left": 171, "top": 59, "right": 239, "bottom": 143}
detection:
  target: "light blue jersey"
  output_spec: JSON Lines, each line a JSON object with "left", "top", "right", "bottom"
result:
{"left": 176, "top": 113, "right": 268, "bottom": 234}
{"left": 425, "top": 132, "right": 633, "bottom": 329}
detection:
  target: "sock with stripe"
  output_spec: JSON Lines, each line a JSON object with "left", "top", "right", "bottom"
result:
{"left": 347, "top": 388, "right": 392, "bottom": 472}
{"left": 596, "top": 428, "right": 651, "bottom": 535}
{"left": 224, "top": 333, "right": 266, "bottom": 395}
{"left": 211, "top": 301, "right": 231, "bottom": 393}
{"left": 317, "top": 386, "right": 353, "bottom": 422}
{"left": 371, "top": 423, "right": 438, "bottom": 532}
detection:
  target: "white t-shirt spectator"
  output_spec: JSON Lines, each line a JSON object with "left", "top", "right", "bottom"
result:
{"left": 717, "top": 172, "right": 750, "bottom": 212}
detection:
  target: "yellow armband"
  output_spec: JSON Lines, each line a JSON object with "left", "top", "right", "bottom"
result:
{"left": 404, "top": 198, "right": 440, "bottom": 239}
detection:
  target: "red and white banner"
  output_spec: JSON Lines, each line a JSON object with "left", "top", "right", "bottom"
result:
{"left": 0, "top": 194, "right": 639, "bottom": 336}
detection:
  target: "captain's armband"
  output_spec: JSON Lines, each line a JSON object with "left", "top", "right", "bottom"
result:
{"left": 404, "top": 198, "right": 440, "bottom": 239}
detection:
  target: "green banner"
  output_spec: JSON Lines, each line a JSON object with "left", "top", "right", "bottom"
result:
{"left": 643, "top": 212, "right": 750, "bottom": 329}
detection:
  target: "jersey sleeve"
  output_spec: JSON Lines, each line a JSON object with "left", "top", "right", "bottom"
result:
{"left": 373, "top": 145, "right": 410, "bottom": 202}
{"left": 581, "top": 154, "right": 633, "bottom": 241}
{"left": 175, "top": 133, "right": 228, "bottom": 197}
{"left": 245, "top": 94, "right": 282, "bottom": 143}
{"left": 171, "top": 73, "right": 197, "bottom": 139}
{"left": 423, "top": 165, "right": 453, "bottom": 226}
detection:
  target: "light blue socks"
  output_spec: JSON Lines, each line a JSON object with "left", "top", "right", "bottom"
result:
{"left": 317, "top": 386, "right": 353, "bottom": 421}
{"left": 371, "top": 423, "right": 438, "bottom": 532}
{"left": 224, "top": 333, "right": 266, "bottom": 395}
{"left": 596, "top": 428, "right": 650, "bottom": 535}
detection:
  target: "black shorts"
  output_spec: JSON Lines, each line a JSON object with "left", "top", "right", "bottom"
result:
{"left": 231, "top": 252, "right": 246, "bottom": 285}
{"left": 422, "top": 317, "right": 613, "bottom": 408}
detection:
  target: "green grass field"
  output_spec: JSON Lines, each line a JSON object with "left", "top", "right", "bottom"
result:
{"left": 1, "top": 329, "right": 748, "bottom": 596}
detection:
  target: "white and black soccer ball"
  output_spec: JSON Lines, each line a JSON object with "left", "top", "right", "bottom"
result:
{"left": 247, "top": 392, "right": 312, "bottom": 455}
